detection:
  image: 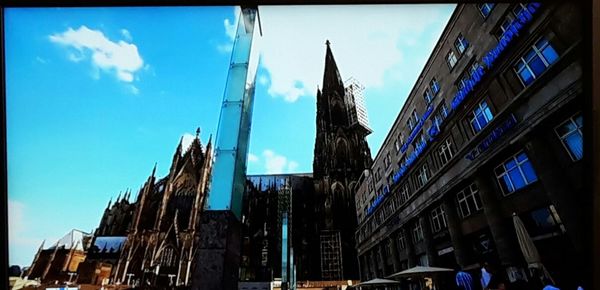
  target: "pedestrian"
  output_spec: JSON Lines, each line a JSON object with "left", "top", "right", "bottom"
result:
{"left": 480, "top": 263, "right": 492, "bottom": 290}
{"left": 456, "top": 270, "right": 475, "bottom": 290}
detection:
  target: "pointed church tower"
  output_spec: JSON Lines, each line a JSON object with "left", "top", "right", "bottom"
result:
{"left": 313, "top": 40, "right": 372, "bottom": 281}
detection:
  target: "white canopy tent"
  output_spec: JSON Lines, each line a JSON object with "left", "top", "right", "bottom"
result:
{"left": 386, "top": 266, "right": 454, "bottom": 279}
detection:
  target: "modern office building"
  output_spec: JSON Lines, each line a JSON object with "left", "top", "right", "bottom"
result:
{"left": 354, "top": 2, "right": 584, "bottom": 289}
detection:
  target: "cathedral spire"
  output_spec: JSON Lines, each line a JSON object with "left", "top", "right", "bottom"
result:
{"left": 177, "top": 136, "right": 184, "bottom": 154}
{"left": 37, "top": 239, "right": 46, "bottom": 252}
{"left": 106, "top": 198, "right": 112, "bottom": 210}
{"left": 152, "top": 162, "right": 157, "bottom": 178}
{"left": 322, "top": 40, "right": 344, "bottom": 94}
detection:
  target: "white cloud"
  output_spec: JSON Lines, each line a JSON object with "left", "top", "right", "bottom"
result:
{"left": 258, "top": 74, "right": 269, "bottom": 86}
{"left": 217, "top": 43, "right": 233, "bottom": 54}
{"left": 120, "top": 29, "right": 132, "bottom": 41}
{"left": 35, "top": 56, "right": 48, "bottom": 64}
{"left": 216, "top": 7, "right": 241, "bottom": 54}
{"left": 254, "top": 5, "right": 455, "bottom": 102}
{"left": 129, "top": 85, "right": 139, "bottom": 95}
{"left": 262, "top": 149, "right": 299, "bottom": 174}
{"left": 49, "top": 25, "right": 144, "bottom": 83}
{"left": 287, "top": 161, "right": 299, "bottom": 172}
{"left": 9, "top": 200, "right": 43, "bottom": 250}
{"left": 224, "top": 18, "right": 237, "bottom": 41}
{"left": 248, "top": 153, "right": 259, "bottom": 162}
{"left": 8, "top": 200, "right": 25, "bottom": 243}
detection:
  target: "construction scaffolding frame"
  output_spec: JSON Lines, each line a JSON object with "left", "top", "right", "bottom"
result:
{"left": 319, "top": 230, "right": 343, "bottom": 280}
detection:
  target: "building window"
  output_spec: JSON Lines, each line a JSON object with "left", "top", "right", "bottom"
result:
{"left": 512, "top": 3, "right": 528, "bottom": 17}
{"left": 456, "top": 183, "right": 483, "bottom": 218}
{"left": 514, "top": 37, "right": 559, "bottom": 86}
{"left": 458, "top": 62, "right": 482, "bottom": 90}
{"left": 430, "top": 78, "right": 440, "bottom": 95}
{"left": 418, "top": 254, "right": 429, "bottom": 266}
{"left": 408, "top": 119, "right": 415, "bottom": 131}
{"left": 417, "top": 163, "right": 429, "bottom": 188}
{"left": 495, "top": 151, "right": 538, "bottom": 195}
{"left": 434, "top": 101, "right": 449, "bottom": 126}
{"left": 400, "top": 183, "right": 410, "bottom": 204}
{"left": 397, "top": 230, "right": 407, "bottom": 250}
{"left": 376, "top": 168, "right": 382, "bottom": 181}
{"left": 395, "top": 139, "right": 401, "bottom": 152}
{"left": 412, "top": 221, "right": 424, "bottom": 244}
{"left": 387, "top": 173, "right": 394, "bottom": 186}
{"left": 384, "top": 152, "right": 392, "bottom": 168}
{"left": 477, "top": 3, "right": 495, "bottom": 18}
{"left": 430, "top": 205, "right": 448, "bottom": 233}
{"left": 494, "top": 14, "right": 515, "bottom": 39}
{"left": 412, "top": 110, "right": 420, "bottom": 124}
{"left": 438, "top": 138, "right": 454, "bottom": 166}
{"left": 384, "top": 241, "right": 392, "bottom": 256}
{"left": 455, "top": 34, "right": 469, "bottom": 54}
{"left": 555, "top": 112, "right": 583, "bottom": 161}
{"left": 520, "top": 205, "right": 566, "bottom": 239}
{"left": 446, "top": 50, "right": 458, "bottom": 69}
{"left": 470, "top": 100, "right": 494, "bottom": 134}
{"left": 423, "top": 88, "right": 433, "bottom": 104}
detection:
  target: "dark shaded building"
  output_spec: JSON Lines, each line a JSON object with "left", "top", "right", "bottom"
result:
{"left": 239, "top": 174, "right": 320, "bottom": 282}
{"left": 77, "top": 195, "right": 133, "bottom": 285}
{"left": 26, "top": 230, "right": 91, "bottom": 283}
{"left": 111, "top": 130, "right": 213, "bottom": 288}
{"left": 313, "top": 41, "right": 373, "bottom": 280}
{"left": 355, "top": 2, "right": 585, "bottom": 289}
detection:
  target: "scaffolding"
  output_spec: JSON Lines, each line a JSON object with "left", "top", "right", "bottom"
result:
{"left": 278, "top": 178, "right": 296, "bottom": 290}
{"left": 344, "top": 77, "right": 372, "bottom": 135}
{"left": 319, "top": 230, "right": 343, "bottom": 280}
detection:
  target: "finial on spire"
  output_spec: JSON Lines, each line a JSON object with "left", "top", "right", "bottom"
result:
{"left": 107, "top": 198, "right": 112, "bottom": 209}
{"left": 196, "top": 127, "right": 201, "bottom": 138}
{"left": 152, "top": 162, "right": 157, "bottom": 177}
{"left": 325, "top": 39, "right": 331, "bottom": 46}
{"left": 116, "top": 192, "right": 121, "bottom": 202}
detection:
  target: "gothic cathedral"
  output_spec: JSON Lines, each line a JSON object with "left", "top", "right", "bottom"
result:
{"left": 313, "top": 41, "right": 373, "bottom": 280}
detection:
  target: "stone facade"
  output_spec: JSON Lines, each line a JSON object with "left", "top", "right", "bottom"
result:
{"left": 355, "top": 3, "right": 585, "bottom": 289}
{"left": 101, "top": 129, "right": 213, "bottom": 287}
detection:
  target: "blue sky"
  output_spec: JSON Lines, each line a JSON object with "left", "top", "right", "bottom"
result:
{"left": 5, "top": 5, "right": 455, "bottom": 267}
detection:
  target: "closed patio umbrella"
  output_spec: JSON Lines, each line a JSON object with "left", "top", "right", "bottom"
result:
{"left": 512, "top": 212, "right": 554, "bottom": 284}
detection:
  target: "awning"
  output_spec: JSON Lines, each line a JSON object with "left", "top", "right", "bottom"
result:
{"left": 355, "top": 278, "right": 401, "bottom": 286}
{"left": 386, "top": 266, "right": 454, "bottom": 279}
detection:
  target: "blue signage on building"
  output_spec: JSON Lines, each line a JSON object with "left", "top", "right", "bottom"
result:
{"left": 366, "top": 3, "right": 541, "bottom": 217}
{"left": 449, "top": 2, "right": 540, "bottom": 113}
{"left": 465, "top": 114, "right": 517, "bottom": 161}
{"left": 400, "top": 105, "right": 434, "bottom": 153}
